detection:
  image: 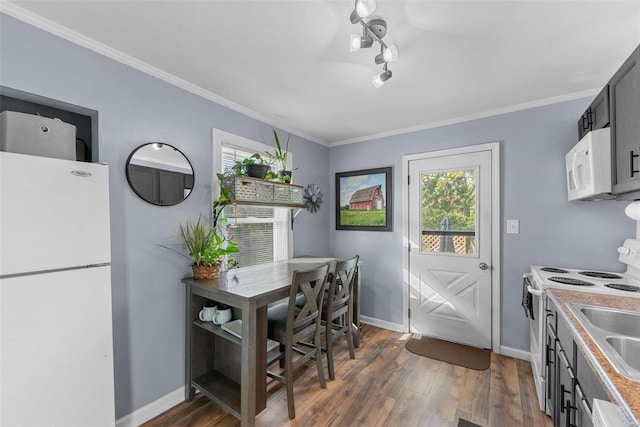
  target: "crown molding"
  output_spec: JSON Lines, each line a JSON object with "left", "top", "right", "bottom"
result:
{"left": 330, "top": 88, "right": 599, "bottom": 146}
{"left": 0, "top": 3, "right": 329, "bottom": 147}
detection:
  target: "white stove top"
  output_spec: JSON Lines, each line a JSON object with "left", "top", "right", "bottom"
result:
{"left": 530, "top": 265, "right": 640, "bottom": 297}
{"left": 529, "top": 238, "right": 640, "bottom": 298}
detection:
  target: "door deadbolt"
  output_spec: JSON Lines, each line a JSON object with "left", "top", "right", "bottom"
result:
{"left": 479, "top": 262, "right": 489, "bottom": 270}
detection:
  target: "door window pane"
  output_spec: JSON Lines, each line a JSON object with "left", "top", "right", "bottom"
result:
{"left": 420, "top": 168, "right": 477, "bottom": 255}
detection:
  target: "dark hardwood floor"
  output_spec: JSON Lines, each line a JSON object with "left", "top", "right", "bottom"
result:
{"left": 143, "top": 325, "right": 552, "bottom": 427}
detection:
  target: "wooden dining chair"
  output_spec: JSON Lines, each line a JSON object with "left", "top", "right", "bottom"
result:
{"left": 323, "top": 255, "right": 359, "bottom": 381}
{"left": 266, "top": 263, "right": 330, "bottom": 419}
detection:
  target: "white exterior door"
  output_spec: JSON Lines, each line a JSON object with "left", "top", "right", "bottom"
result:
{"left": 408, "top": 147, "right": 494, "bottom": 349}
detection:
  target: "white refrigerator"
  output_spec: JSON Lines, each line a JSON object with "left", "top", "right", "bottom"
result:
{"left": 0, "top": 151, "right": 115, "bottom": 426}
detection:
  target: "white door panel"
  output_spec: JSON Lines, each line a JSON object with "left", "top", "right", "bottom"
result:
{"left": 408, "top": 150, "right": 492, "bottom": 348}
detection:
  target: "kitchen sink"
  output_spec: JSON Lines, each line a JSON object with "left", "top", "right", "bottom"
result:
{"left": 580, "top": 306, "right": 640, "bottom": 338}
{"left": 568, "top": 303, "right": 640, "bottom": 381}
{"left": 606, "top": 337, "right": 640, "bottom": 371}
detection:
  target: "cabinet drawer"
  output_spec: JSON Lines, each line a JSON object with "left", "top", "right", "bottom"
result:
{"left": 546, "top": 296, "right": 557, "bottom": 334}
{"left": 557, "top": 312, "right": 574, "bottom": 364}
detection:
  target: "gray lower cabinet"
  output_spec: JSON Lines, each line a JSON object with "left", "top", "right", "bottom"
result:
{"left": 557, "top": 347, "right": 575, "bottom": 427}
{"left": 611, "top": 45, "right": 640, "bottom": 197}
{"left": 546, "top": 302, "right": 558, "bottom": 421}
{"left": 547, "top": 297, "right": 610, "bottom": 427}
{"left": 575, "top": 349, "right": 610, "bottom": 427}
{"left": 546, "top": 323, "right": 558, "bottom": 422}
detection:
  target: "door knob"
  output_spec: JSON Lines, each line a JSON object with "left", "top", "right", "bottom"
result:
{"left": 479, "top": 262, "right": 489, "bottom": 270}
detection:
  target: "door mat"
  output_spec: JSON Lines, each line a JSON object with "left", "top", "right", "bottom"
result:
{"left": 458, "top": 418, "right": 482, "bottom": 427}
{"left": 405, "top": 336, "right": 491, "bottom": 370}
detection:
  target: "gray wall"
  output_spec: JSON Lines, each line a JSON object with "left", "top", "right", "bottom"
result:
{"left": 0, "top": 14, "right": 330, "bottom": 418}
{"left": 330, "top": 100, "right": 636, "bottom": 351}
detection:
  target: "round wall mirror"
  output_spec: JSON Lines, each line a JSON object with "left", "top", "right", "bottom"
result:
{"left": 126, "top": 142, "right": 194, "bottom": 206}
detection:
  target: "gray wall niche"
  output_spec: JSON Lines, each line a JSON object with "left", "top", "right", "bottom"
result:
{"left": 0, "top": 86, "right": 97, "bottom": 162}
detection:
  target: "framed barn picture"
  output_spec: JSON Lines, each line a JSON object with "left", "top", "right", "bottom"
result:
{"left": 335, "top": 167, "right": 392, "bottom": 231}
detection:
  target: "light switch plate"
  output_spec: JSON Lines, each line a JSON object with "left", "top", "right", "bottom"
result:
{"left": 506, "top": 219, "right": 519, "bottom": 234}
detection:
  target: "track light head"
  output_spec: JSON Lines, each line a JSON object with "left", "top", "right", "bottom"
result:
{"left": 350, "top": 34, "right": 374, "bottom": 52}
{"left": 374, "top": 44, "right": 399, "bottom": 64}
{"left": 372, "top": 69, "right": 392, "bottom": 88}
{"left": 350, "top": 0, "right": 377, "bottom": 23}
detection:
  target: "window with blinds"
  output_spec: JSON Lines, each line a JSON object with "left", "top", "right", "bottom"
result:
{"left": 221, "top": 145, "right": 290, "bottom": 268}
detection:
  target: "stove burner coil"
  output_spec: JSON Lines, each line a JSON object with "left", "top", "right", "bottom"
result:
{"left": 541, "top": 267, "right": 569, "bottom": 273}
{"left": 604, "top": 283, "right": 640, "bottom": 292}
{"left": 578, "top": 271, "right": 623, "bottom": 279}
{"left": 548, "top": 277, "right": 595, "bottom": 286}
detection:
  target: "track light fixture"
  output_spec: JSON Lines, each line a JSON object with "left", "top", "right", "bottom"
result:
{"left": 349, "top": 0, "right": 398, "bottom": 88}
{"left": 373, "top": 67, "right": 392, "bottom": 88}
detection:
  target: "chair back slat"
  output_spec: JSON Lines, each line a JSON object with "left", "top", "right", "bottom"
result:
{"left": 287, "top": 264, "right": 330, "bottom": 337}
{"left": 326, "top": 256, "right": 359, "bottom": 318}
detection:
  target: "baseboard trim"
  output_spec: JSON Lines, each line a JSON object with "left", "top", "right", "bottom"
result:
{"left": 115, "top": 386, "right": 185, "bottom": 427}
{"left": 360, "top": 315, "right": 404, "bottom": 333}
{"left": 499, "top": 345, "right": 530, "bottom": 361}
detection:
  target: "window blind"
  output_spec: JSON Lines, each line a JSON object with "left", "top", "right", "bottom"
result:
{"left": 221, "top": 145, "right": 289, "bottom": 268}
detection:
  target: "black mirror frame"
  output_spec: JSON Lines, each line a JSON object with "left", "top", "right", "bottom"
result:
{"left": 125, "top": 142, "right": 195, "bottom": 206}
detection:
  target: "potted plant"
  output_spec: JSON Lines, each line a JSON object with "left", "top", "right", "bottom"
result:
{"left": 180, "top": 215, "right": 239, "bottom": 280}
{"left": 267, "top": 129, "right": 294, "bottom": 183}
{"left": 241, "top": 153, "right": 271, "bottom": 179}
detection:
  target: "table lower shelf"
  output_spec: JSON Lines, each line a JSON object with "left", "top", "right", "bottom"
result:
{"left": 192, "top": 370, "right": 241, "bottom": 418}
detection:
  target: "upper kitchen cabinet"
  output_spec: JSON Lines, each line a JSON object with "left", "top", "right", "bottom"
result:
{"left": 610, "top": 45, "right": 640, "bottom": 197}
{"left": 577, "top": 86, "right": 610, "bottom": 141}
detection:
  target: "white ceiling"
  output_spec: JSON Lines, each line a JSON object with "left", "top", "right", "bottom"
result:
{"left": 3, "top": 1, "right": 640, "bottom": 145}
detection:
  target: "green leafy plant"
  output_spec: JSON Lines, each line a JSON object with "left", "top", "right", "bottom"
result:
{"left": 243, "top": 152, "right": 269, "bottom": 166}
{"left": 217, "top": 153, "right": 270, "bottom": 180}
{"left": 158, "top": 191, "right": 239, "bottom": 270}
{"left": 265, "top": 170, "right": 278, "bottom": 180}
{"left": 267, "top": 129, "right": 299, "bottom": 183}
{"left": 267, "top": 129, "right": 291, "bottom": 172}
{"left": 179, "top": 216, "right": 239, "bottom": 266}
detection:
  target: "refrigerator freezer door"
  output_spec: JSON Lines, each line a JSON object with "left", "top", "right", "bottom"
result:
{"left": 0, "top": 152, "right": 111, "bottom": 276}
{"left": 0, "top": 266, "right": 115, "bottom": 426}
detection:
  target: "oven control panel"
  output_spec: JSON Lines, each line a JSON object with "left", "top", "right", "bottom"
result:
{"left": 618, "top": 239, "right": 640, "bottom": 271}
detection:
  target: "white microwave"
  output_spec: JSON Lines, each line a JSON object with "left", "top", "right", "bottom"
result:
{"left": 566, "top": 128, "right": 613, "bottom": 201}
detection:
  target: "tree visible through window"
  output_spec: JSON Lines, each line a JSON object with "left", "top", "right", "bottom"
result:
{"left": 420, "top": 169, "right": 477, "bottom": 255}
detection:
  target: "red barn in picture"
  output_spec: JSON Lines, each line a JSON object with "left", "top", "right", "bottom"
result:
{"left": 349, "top": 185, "right": 385, "bottom": 210}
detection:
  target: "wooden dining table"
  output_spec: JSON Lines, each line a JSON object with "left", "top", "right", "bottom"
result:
{"left": 182, "top": 258, "right": 361, "bottom": 427}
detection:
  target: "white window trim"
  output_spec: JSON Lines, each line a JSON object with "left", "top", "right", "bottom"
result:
{"left": 212, "top": 128, "right": 293, "bottom": 259}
